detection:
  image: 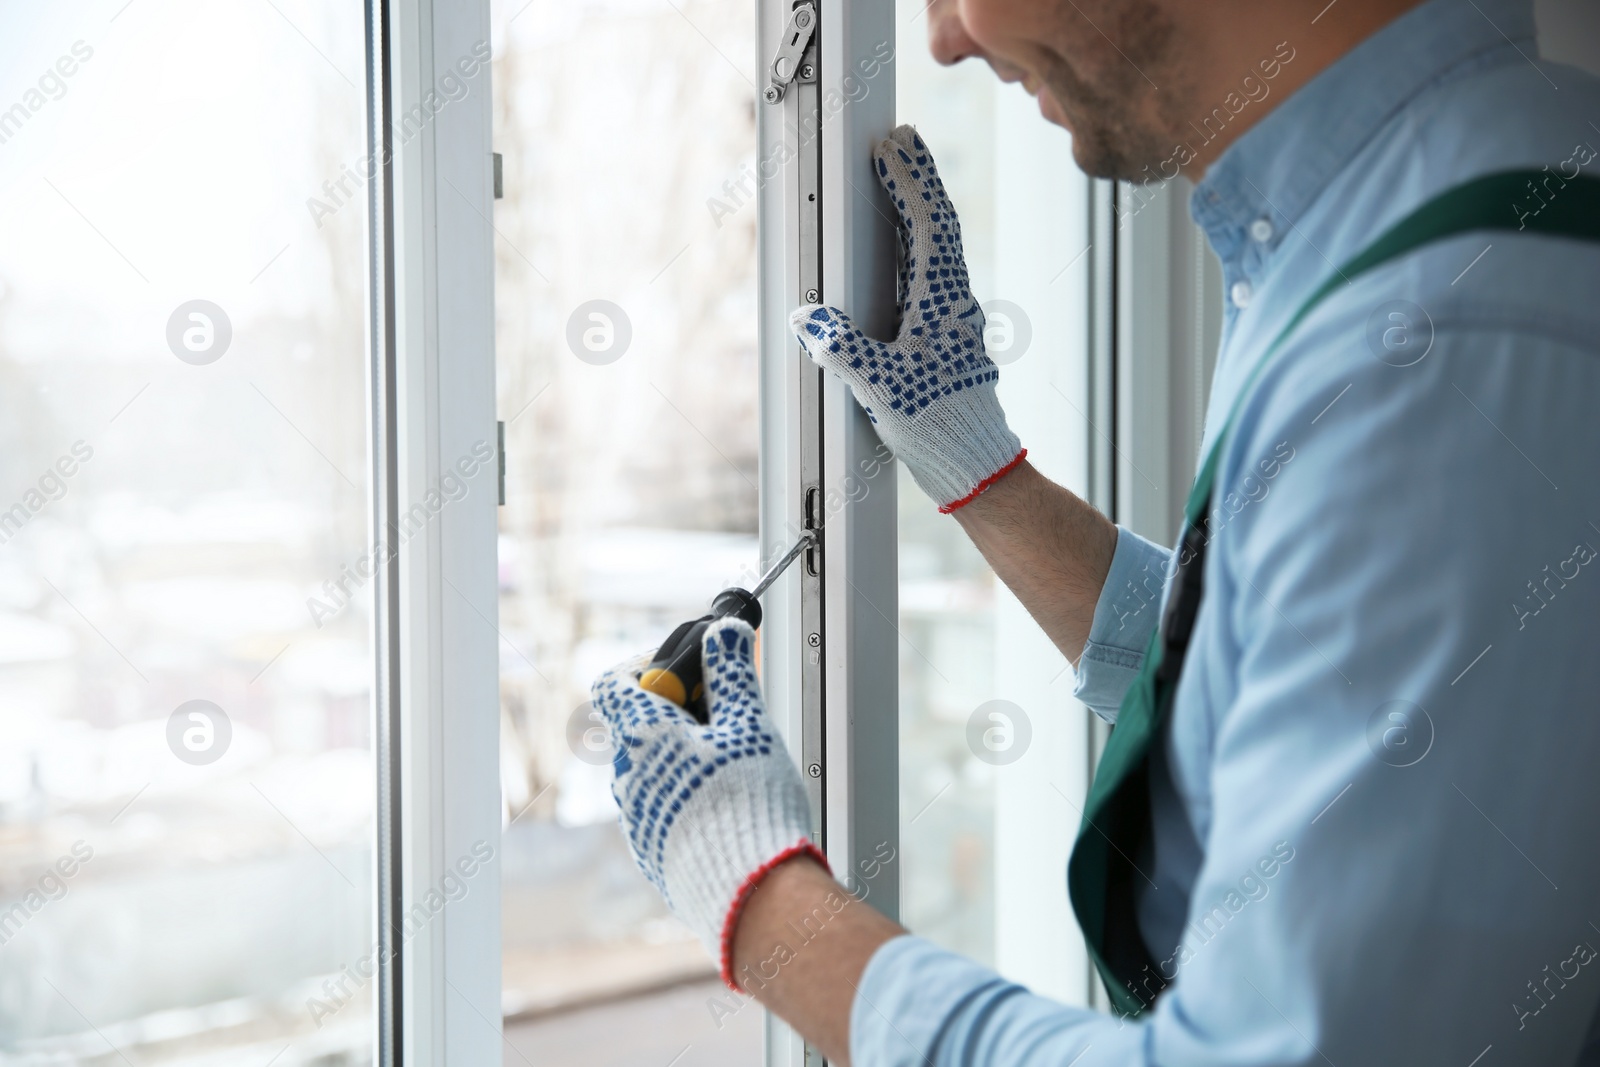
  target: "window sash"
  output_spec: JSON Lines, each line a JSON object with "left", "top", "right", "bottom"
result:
{"left": 368, "top": 0, "right": 503, "bottom": 1061}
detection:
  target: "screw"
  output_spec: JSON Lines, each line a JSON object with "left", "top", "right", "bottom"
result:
{"left": 763, "top": 85, "right": 782, "bottom": 104}
{"left": 804, "top": 288, "right": 819, "bottom": 303}
{"left": 795, "top": 9, "right": 812, "bottom": 28}
{"left": 807, "top": 632, "right": 821, "bottom": 647}
{"left": 808, "top": 763, "right": 822, "bottom": 778}
{"left": 799, "top": 63, "right": 815, "bottom": 80}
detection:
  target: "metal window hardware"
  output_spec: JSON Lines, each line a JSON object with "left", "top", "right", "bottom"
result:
{"left": 783, "top": 0, "right": 826, "bottom": 881}
{"left": 761, "top": 3, "right": 904, "bottom": 1058}
{"left": 803, "top": 486, "right": 821, "bottom": 576}
{"left": 768, "top": 9, "right": 833, "bottom": 1060}
{"left": 763, "top": 3, "right": 817, "bottom": 104}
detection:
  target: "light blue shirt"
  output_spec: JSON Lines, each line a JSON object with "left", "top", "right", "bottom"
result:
{"left": 854, "top": 1, "right": 1600, "bottom": 1063}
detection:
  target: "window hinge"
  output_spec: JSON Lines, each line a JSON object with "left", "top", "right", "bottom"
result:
{"left": 492, "top": 152, "right": 504, "bottom": 199}
{"left": 762, "top": 2, "right": 817, "bottom": 104}
{"left": 497, "top": 420, "right": 506, "bottom": 505}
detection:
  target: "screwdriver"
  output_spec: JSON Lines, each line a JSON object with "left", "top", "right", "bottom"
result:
{"left": 639, "top": 530, "right": 815, "bottom": 723}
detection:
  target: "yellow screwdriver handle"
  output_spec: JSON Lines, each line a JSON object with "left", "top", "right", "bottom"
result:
{"left": 638, "top": 667, "right": 688, "bottom": 707}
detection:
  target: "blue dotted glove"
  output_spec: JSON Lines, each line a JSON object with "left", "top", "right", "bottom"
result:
{"left": 790, "top": 125, "right": 1024, "bottom": 513}
{"left": 591, "top": 618, "right": 825, "bottom": 989}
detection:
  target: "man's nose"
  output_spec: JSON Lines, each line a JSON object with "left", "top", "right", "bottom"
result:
{"left": 927, "top": 0, "right": 983, "bottom": 66}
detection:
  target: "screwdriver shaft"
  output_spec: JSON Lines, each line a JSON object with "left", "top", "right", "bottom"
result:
{"left": 749, "top": 531, "right": 815, "bottom": 600}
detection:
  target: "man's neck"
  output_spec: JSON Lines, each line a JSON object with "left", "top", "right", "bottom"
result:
{"left": 1179, "top": 0, "right": 1429, "bottom": 179}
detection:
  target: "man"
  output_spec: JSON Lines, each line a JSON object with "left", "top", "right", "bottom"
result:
{"left": 593, "top": 0, "right": 1600, "bottom": 1062}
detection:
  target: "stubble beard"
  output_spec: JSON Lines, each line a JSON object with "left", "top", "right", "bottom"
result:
{"left": 1033, "top": 1, "right": 1183, "bottom": 183}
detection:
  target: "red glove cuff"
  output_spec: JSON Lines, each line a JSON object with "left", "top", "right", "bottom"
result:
{"left": 718, "top": 838, "right": 832, "bottom": 993}
{"left": 938, "top": 448, "right": 1027, "bottom": 514}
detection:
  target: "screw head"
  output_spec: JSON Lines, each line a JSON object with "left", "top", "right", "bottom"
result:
{"left": 763, "top": 85, "right": 782, "bottom": 104}
{"left": 808, "top": 763, "right": 822, "bottom": 778}
{"left": 807, "top": 632, "right": 821, "bottom": 647}
{"left": 799, "top": 63, "right": 815, "bottom": 80}
{"left": 795, "top": 9, "right": 812, "bottom": 28}
{"left": 804, "top": 288, "right": 819, "bottom": 303}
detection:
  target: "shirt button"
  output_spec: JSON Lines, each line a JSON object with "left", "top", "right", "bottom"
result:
{"left": 1250, "top": 217, "right": 1275, "bottom": 243}
{"left": 1231, "top": 280, "right": 1254, "bottom": 309}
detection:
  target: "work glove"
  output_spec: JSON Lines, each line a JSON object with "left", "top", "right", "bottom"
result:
{"left": 790, "top": 125, "right": 1025, "bottom": 513}
{"left": 591, "top": 618, "right": 826, "bottom": 990}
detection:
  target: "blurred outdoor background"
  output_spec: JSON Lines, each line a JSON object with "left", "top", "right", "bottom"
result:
{"left": 0, "top": 1, "right": 375, "bottom": 1063}
{"left": 488, "top": 0, "right": 764, "bottom": 1061}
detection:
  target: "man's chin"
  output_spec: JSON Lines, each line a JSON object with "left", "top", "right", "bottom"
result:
{"left": 1037, "top": 88, "right": 1071, "bottom": 131}
{"left": 1033, "top": 89, "right": 1157, "bottom": 182}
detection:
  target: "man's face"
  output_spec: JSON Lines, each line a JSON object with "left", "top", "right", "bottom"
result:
{"left": 927, "top": 0, "right": 1184, "bottom": 181}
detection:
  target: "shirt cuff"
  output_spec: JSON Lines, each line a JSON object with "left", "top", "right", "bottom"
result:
{"left": 1072, "top": 526, "right": 1173, "bottom": 724}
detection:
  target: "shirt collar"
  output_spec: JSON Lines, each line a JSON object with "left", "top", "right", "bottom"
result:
{"left": 1190, "top": 0, "right": 1537, "bottom": 263}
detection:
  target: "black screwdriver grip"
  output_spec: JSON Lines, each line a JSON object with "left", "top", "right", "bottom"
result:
{"left": 638, "top": 588, "right": 763, "bottom": 723}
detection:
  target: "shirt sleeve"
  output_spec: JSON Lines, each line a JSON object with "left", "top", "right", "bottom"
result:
{"left": 1072, "top": 525, "right": 1172, "bottom": 723}
{"left": 851, "top": 935, "right": 1144, "bottom": 1066}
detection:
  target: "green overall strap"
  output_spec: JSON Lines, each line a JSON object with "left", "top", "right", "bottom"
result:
{"left": 1066, "top": 170, "right": 1600, "bottom": 1019}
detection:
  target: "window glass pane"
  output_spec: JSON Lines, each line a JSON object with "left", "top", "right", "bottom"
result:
{"left": 488, "top": 3, "right": 763, "bottom": 1061}
{"left": 894, "top": 9, "right": 1002, "bottom": 969}
{"left": 895, "top": 4, "right": 1095, "bottom": 1004}
{"left": 0, "top": 2, "right": 374, "bottom": 1061}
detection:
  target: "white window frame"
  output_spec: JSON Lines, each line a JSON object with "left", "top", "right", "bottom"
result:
{"left": 368, "top": 0, "right": 503, "bottom": 1062}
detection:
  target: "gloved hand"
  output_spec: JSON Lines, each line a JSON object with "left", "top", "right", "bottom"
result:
{"left": 591, "top": 618, "right": 826, "bottom": 990}
{"left": 790, "top": 125, "right": 1025, "bottom": 513}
